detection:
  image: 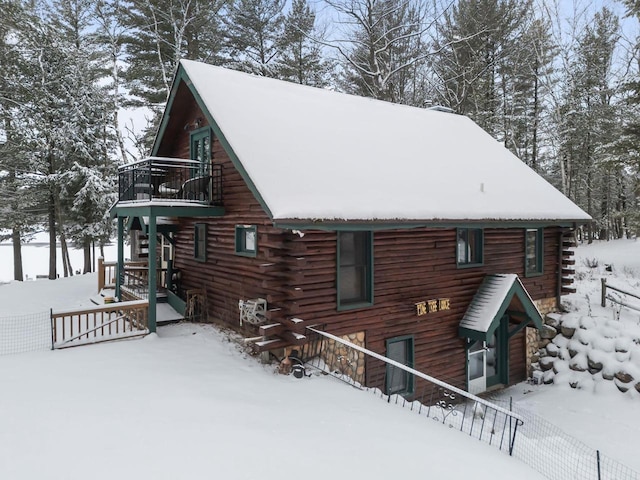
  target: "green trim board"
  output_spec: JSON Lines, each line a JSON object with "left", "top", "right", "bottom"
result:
{"left": 190, "top": 126, "right": 211, "bottom": 177}
{"left": 385, "top": 335, "right": 415, "bottom": 396}
{"left": 273, "top": 220, "right": 584, "bottom": 232}
{"left": 111, "top": 204, "right": 225, "bottom": 219}
{"left": 336, "top": 231, "right": 374, "bottom": 310}
{"left": 167, "top": 290, "right": 186, "bottom": 316}
{"left": 458, "top": 275, "right": 544, "bottom": 343}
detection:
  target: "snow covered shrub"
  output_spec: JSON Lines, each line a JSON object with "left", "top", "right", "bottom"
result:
{"left": 582, "top": 257, "right": 599, "bottom": 269}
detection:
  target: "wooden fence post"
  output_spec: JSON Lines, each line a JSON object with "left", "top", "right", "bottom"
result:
{"left": 98, "top": 257, "right": 105, "bottom": 293}
{"left": 601, "top": 278, "right": 606, "bottom": 307}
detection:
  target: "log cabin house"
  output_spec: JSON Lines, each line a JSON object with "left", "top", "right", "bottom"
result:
{"left": 110, "top": 59, "right": 591, "bottom": 396}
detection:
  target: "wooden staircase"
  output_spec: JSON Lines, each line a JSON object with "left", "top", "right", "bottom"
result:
{"left": 560, "top": 234, "right": 576, "bottom": 295}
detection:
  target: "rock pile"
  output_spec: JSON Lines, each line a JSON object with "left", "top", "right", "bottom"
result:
{"left": 533, "top": 312, "right": 640, "bottom": 395}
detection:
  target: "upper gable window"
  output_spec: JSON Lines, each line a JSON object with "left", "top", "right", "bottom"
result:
{"left": 457, "top": 228, "right": 483, "bottom": 267}
{"left": 190, "top": 127, "right": 211, "bottom": 177}
{"left": 338, "top": 231, "right": 373, "bottom": 309}
{"left": 525, "top": 228, "right": 543, "bottom": 276}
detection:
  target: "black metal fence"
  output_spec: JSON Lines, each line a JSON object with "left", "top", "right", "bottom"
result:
{"left": 493, "top": 396, "right": 640, "bottom": 480}
{"left": 0, "top": 311, "right": 52, "bottom": 355}
{"left": 302, "top": 327, "right": 523, "bottom": 455}
{"left": 302, "top": 326, "right": 640, "bottom": 480}
{"left": 118, "top": 156, "right": 223, "bottom": 205}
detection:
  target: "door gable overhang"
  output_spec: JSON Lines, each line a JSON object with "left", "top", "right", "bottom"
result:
{"left": 459, "top": 274, "right": 544, "bottom": 343}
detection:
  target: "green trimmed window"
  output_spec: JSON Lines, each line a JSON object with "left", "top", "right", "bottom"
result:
{"left": 338, "top": 231, "right": 373, "bottom": 308}
{"left": 457, "top": 228, "right": 483, "bottom": 266}
{"left": 386, "top": 336, "right": 414, "bottom": 395}
{"left": 190, "top": 127, "right": 211, "bottom": 177}
{"left": 194, "top": 223, "right": 207, "bottom": 262}
{"left": 235, "top": 225, "right": 257, "bottom": 257}
{"left": 525, "top": 228, "right": 543, "bottom": 276}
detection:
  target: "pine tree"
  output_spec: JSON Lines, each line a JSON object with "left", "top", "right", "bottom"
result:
{"left": 124, "top": 0, "right": 227, "bottom": 107}
{"left": 0, "top": 0, "right": 44, "bottom": 280}
{"left": 221, "top": 0, "right": 285, "bottom": 76}
{"left": 10, "top": 0, "right": 118, "bottom": 275}
{"left": 431, "top": 0, "right": 535, "bottom": 136}
{"left": 555, "top": 8, "right": 621, "bottom": 240}
{"left": 327, "top": 0, "right": 431, "bottom": 104}
{"left": 276, "top": 0, "right": 333, "bottom": 86}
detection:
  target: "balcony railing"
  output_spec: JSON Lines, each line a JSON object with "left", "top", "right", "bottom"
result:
{"left": 118, "top": 156, "right": 223, "bottom": 205}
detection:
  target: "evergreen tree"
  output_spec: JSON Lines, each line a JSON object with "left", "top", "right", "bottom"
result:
{"left": 326, "top": 0, "right": 431, "bottom": 104}
{"left": 10, "top": 0, "right": 117, "bottom": 275}
{"left": 0, "top": 1, "right": 41, "bottom": 280}
{"left": 555, "top": 8, "right": 621, "bottom": 240}
{"left": 431, "top": 0, "right": 534, "bottom": 137}
{"left": 122, "top": 0, "right": 228, "bottom": 153}
{"left": 222, "top": 0, "right": 285, "bottom": 76}
{"left": 276, "top": 0, "right": 333, "bottom": 86}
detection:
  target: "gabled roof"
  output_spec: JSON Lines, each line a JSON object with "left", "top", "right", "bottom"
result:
{"left": 160, "top": 59, "right": 591, "bottom": 225}
{"left": 458, "top": 274, "right": 544, "bottom": 342}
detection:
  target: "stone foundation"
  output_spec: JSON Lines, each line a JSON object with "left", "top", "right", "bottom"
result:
{"left": 305, "top": 331, "right": 366, "bottom": 384}
{"left": 534, "top": 297, "right": 558, "bottom": 316}
{"left": 525, "top": 297, "right": 559, "bottom": 376}
{"left": 525, "top": 326, "right": 541, "bottom": 377}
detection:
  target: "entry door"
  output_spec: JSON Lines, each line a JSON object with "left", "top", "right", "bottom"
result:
{"left": 160, "top": 236, "right": 174, "bottom": 287}
{"left": 467, "top": 325, "right": 504, "bottom": 394}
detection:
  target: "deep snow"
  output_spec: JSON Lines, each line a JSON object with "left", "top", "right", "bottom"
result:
{"left": 0, "top": 239, "right": 639, "bottom": 478}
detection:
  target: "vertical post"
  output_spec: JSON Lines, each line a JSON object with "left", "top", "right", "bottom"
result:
{"left": 116, "top": 217, "right": 124, "bottom": 300}
{"left": 148, "top": 214, "right": 157, "bottom": 333}
{"left": 597, "top": 450, "right": 601, "bottom": 480}
{"left": 97, "top": 257, "right": 105, "bottom": 292}
{"left": 50, "top": 308, "right": 55, "bottom": 350}
{"left": 601, "top": 278, "right": 607, "bottom": 307}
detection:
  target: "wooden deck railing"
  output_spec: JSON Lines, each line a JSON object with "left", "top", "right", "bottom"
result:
{"left": 97, "top": 258, "right": 161, "bottom": 294}
{"left": 51, "top": 300, "right": 149, "bottom": 348}
{"left": 98, "top": 257, "right": 117, "bottom": 291}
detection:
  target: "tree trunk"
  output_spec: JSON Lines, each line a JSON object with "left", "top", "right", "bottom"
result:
{"left": 48, "top": 191, "right": 57, "bottom": 280}
{"left": 12, "top": 228, "right": 23, "bottom": 281}
{"left": 83, "top": 239, "right": 91, "bottom": 273}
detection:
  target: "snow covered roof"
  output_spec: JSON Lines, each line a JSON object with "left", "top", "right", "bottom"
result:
{"left": 176, "top": 59, "right": 591, "bottom": 224}
{"left": 459, "top": 274, "right": 543, "bottom": 341}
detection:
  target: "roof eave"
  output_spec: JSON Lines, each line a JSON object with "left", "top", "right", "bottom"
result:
{"left": 273, "top": 217, "right": 592, "bottom": 231}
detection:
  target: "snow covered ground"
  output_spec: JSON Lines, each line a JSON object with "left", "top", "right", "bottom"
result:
{"left": 0, "top": 232, "right": 118, "bottom": 284}
{"left": 0, "top": 239, "right": 639, "bottom": 479}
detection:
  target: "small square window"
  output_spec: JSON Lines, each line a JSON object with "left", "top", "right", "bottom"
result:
{"left": 457, "top": 228, "right": 483, "bottom": 267}
{"left": 235, "top": 225, "right": 257, "bottom": 257}
{"left": 385, "top": 336, "right": 414, "bottom": 396}
{"left": 525, "top": 228, "right": 543, "bottom": 276}
{"left": 194, "top": 224, "right": 206, "bottom": 262}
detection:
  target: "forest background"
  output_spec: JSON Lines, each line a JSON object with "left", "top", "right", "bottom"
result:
{"left": 0, "top": 0, "right": 639, "bottom": 281}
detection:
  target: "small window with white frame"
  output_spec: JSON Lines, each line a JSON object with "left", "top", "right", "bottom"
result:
{"left": 235, "top": 225, "right": 257, "bottom": 257}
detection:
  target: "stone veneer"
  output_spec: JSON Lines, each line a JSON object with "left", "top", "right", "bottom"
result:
{"left": 526, "top": 297, "right": 559, "bottom": 376}
{"left": 302, "top": 331, "right": 366, "bottom": 384}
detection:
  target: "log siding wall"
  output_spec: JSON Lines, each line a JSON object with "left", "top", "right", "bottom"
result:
{"left": 155, "top": 83, "right": 570, "bottom": 392}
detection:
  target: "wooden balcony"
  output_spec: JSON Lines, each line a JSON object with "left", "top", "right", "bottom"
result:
{"left": 117, "top": 156, "right": 223, "bottom": 206}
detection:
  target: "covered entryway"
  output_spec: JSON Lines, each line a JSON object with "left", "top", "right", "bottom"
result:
{"left": 459, "top": 274, "right": 544, "bottom": 394}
